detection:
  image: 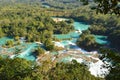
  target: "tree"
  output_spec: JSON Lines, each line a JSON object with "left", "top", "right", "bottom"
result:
{"left": 0, "top": 28, "right": 4, "bottom": 38}
{"left": 5, "top": 40, "right": 14, "bottom": 47}
{"left": 34, "top": 47, "right": 45, "bottom": 56}
{"left": 95, "top": 0, "right": 120, "bottom": 15}
{"left": 81, "top": 0, "right": 120, "bottom": 15}
{"left": 44, "top": 39, "right": 54, "bottom": 51}
{"left": 77, "top": 33, "right": 99, "bottom": 51}
{"left": 80, "top": 0, "right": 89, "bottom": 5}
{"left": 99, "top": 48, "right": 120, "bottom": 80}
{"left": 48, "top": 61, "right": 103, "bottom": 80}
{"left": 108, "top": 30, "right": 120, "bottom": 51}
{"left": 14, "top": 48, "right": 21, "bottom": 55}
{"left": 0, "top": 58, "right": 33, "bottom": 80}
{"left": 89, "top": 25, "right": 107, "bottom": 35}
{"left": 14, "top": 36, "right": 20, "bottom": 41}
{"left": 105, "top": 63, "right": 120, "bottom": 80}
{"left": 66, "top": 19, "right": 74, "bottom": 24}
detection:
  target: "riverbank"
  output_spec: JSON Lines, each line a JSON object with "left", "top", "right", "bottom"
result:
{"left": 0, "top": 17, "right": 110, "bottom": 78}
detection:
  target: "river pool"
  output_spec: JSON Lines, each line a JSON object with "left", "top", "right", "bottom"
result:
{"left": 0, "top": 38, "right": 42, "bottom": 61}
{"left": 0, "top": 17, "right": 109, "bottom": 61}
{"left": 54, "top": 17, "right": 108, "bottom": 47}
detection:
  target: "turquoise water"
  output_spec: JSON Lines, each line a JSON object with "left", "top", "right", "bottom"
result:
{"left": 53, "top": 17, "right": 108, "bottom": 46}
{"left": 73, "top": 21, "right": 89, "bottom": 31}
{"left": 0, "top": 37, "right": 42, "bottom": 61}
{"left": 51, "top": 51, "right": 59, "bottom": 55}
{"left": 94, "top": 35, "right": 108, "bottom": 44}
{"left": 53, "top": 18, "right": 90, "bottom": 44}
{"left": 0, "top": 37, "right": 14, "bottom": 54}
{"left": 42, "top": 5, "right": 50, "bottom": 8}
{"left": 0, "top": 17, "right": 109, "bottom": 61}
{"left": 60, "top": 56, "right": 71, "bottom": 63}
{"left": 42, "top": 3, "right": 50, "bottom": 8}
{"left": 54, "top": 32, "right": 80, "bottom": 40}
{"left": 17, "top": 43, "right": 39, "bottom": 61}
{"left": 0, "top": 37, "right": 14, "bottom": 46}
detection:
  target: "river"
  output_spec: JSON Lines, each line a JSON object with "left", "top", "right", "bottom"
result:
{"left": 0, "top": 17, "right": 108, "bottom": 61}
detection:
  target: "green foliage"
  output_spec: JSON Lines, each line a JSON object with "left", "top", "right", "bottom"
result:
{"left": 108, "top": 30, "right": 120, "bottom": 51}
{"left": 14, "top": 48, "right": 22, "bottom": 54}
{"left": 48, "top": 60, "right": 103, "bottom": 80}
{"left": 80, "top": 0, "right": 120, "bottom": 15}
{"left": 77, "top": 30, "right": 99, "bottom": 51}
{"left": 5, "top": 40, "right": 14, "bottom": 47}
{"left": 68, "top": 6, "right": 120, "bottom": 51}
{"left": 0, "top": 2, "right": 119, "bottom": 80}
{"left": 0, "top": 28, "right": 4, "bottom": 38}
{"left": 80, "top": 0, "right": 89, "bottom": 5}
{"left": 14, "top": 36, "right": 20, "bottom": 41}
{"left": 89, "top": 25, "right": 107, "bottom": 35}
{"left": 54, "top": 21, "right": 74, "bottom": 34}
{"left": 44, "top": 39, "right": 55, "bottom": 51}
{"left": 99, "top": 48, "right": 120, "bottom": 80}
{"left": 99, "top": 48, "right": 120, "bottom": 63}
{"left": 0, "top": 58, "right": 33, "bottom": 80}
{"left": 65, "top": 19, "right": 74, "bottom": 24}
{"left": 95, "top": 0, "right": 120, "bottom": 15}
{"left": 105, "top": 63, "right": 120, "bottom": 80}
{"left": 41, "top": 0, "right": 83, "bottom": 9}
{"left": 0, "top": 57, "right": 103, "bottom": 80}
{"left": 34, "top": 47, "right": 45, "bottom": 56}
{"left": 0, "top": 4, "right": 73, "bottom": 46}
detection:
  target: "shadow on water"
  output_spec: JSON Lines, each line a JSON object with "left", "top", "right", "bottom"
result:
{"left": 95, "top": 35, "right": 108, "bottom": 45}
{"left": 98, "top": 37, "right": 107, "bottom": 41}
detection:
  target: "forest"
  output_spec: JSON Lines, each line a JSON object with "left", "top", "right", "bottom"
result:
{"left": 0, "top": 0, "right": 120, "bottom": 80}
{"left": 0, "top": 57, "right": 104, "bottom": 80}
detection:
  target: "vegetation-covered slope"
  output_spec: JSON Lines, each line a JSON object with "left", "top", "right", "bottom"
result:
{"left": 0, "top": 57, "right": 103, "bottom": 80}
{"left": 0, "top": 1, "right": 120, "bottom": 80}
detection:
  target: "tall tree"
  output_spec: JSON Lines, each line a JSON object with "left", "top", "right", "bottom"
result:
{"left": 81, "top": 0, "right": 120, "bottom": 15}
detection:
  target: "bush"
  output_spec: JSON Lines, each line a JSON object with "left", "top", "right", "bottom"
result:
{"left": 5, "top": 40, "right": 14, "bottom": 47}
{"left": 34, "top": 47, "right": 45, "bottom": 56}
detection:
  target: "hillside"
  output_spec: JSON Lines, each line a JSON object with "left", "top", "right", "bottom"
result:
{"left": 0, "top": 0, "right": 120, "bottom": 80}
